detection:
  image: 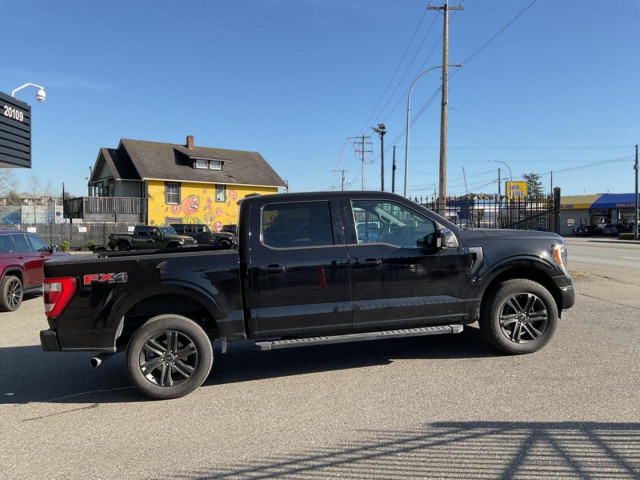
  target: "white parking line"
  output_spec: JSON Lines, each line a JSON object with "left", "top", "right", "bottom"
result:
{"left": 621, "top": 257, "right": 640, "bottom": 261}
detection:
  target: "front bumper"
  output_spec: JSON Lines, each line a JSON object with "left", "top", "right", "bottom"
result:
{"left": 40, "top": 329, "right": 61, "bottom": 352}
{"left": 559, "top": 283, "right": 575, "bottom": 311}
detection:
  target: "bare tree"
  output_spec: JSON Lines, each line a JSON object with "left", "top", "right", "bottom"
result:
{"left": 0, "top": 169, "right": 16, "bottom": 197}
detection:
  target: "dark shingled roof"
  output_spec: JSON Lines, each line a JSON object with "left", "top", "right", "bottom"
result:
{"left": 103, "top": 147, "right": 140, "bottom": 180}
{"left": 118, "top": 138, "right": 286, "bottom": 187}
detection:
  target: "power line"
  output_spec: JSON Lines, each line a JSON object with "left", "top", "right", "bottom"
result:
{"left": 357, "top": 9, "right": 429, "bottom": 135}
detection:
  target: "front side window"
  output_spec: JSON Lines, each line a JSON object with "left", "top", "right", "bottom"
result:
{"left": 159, "top": 227, "right": 177, "bottom": 235}
{"left": 351, "top": 200, "right": 436, "bottom": 249}
{"left": 215, "top": 184, "right": 226, "bottom": 203}
{"left": 27, "top": 234, "right": 50, "bottom": 252}
{"left": 262, "top": 201, "right": 333, "bottom": 248}
{"left": 165, "top": 182, "right": 180, "bottom": 205}
{"left": 11, "top": 234, "right": 32, "bottom": 253}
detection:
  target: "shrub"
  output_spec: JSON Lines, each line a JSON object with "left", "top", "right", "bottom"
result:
{"left": 618, "top": 233, "right": 639, "bottom": 240}
{"left": 87, "top": 240, "right": 96, "bottom": 251}
{"left": 60, "top": 241, "right": 71, "bottom": 252}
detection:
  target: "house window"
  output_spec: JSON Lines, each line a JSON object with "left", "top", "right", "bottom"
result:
{"left": 195, "top": 159, "right": 208, "bottom": 169}
{"left": 209, "top": 160, "right": 222, "bottom": 171}
{"left": 215, "top": 184, "right": 226, "bottom": 203}
{"left": 567, "top": 218, "right": 575, "bottom": 227}
{"left": 165, "top": 182, "right": 180, "bottom": 204}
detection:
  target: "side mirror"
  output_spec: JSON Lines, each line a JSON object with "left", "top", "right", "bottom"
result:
{"left": 49, "top": 244, "right": 58, "bottom": 253}
{"left": 437, "top": 228, "right": 459, "bottom": 249}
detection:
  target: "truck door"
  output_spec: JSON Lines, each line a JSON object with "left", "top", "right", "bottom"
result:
{"left": 343, "top": 197, "right": 467, "bottom": 331}
{"left": 248, "top": 199, "right": 352, "bottom": 337}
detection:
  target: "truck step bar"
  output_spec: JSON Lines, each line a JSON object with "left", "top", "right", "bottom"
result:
{"left": 255, "top": 324, "right": 464, "bottom": 351}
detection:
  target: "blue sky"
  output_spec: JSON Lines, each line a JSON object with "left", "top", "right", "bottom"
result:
{"left": 2, "top": 0, "right": 639, "bottom": 198}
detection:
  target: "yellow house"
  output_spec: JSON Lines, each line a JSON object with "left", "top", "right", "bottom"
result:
{"left": 77, "top": 135, "right": 285, "bottom": 228}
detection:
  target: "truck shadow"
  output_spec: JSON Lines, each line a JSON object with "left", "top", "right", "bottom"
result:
{"left": 162, "top": 421, "right": 640, "bottom": 479}
{"left": 0, "top": 326, "right": 497, "bottom": 405}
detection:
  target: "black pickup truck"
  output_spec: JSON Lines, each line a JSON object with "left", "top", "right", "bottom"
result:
{"left": 40, "top": 191, "right": 574, "bottom": 399}
{"left": 107, "top": 225, "right": 196, "bottom": 250}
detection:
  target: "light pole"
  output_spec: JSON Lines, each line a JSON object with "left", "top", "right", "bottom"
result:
{"left": 490, "top": 159, "right": 513, "bottom": 227}
{"left": 11, "top": 83, "right": 47, "bottom": 102}
{"left": 372, "top": 124, "right": 386, "bottom": 191}
{"left": 489, "top": 159, "right": 512, "bottom": 183}
{"left": 404, "top": 64, "right": 461, "bottom": 198}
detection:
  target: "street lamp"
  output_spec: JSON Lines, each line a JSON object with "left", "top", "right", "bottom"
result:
{"left": 404, "top": 64, "right": 462, "bottom": 197}
{"left": 489, "top": 159, "right": 512, "bottom": 183}
{"left": 11, "top": 83, "right": 46, "bottom": 102}
{"left": 372, "top": 123, "right": 386, "bottom": 191}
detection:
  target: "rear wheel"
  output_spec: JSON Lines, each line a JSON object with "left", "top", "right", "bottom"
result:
{"left": 479, "top": 279, "right": 557, "bottom": 354}
{"left": 125, "top": 314, "right": 213, "bottom": 399}
{"left": 0, "top": 275, "right": 23, "bottom": 312}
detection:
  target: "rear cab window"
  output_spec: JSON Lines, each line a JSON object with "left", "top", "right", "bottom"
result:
{"left": 262, "top": 201, "right": 334, "bottom": 248}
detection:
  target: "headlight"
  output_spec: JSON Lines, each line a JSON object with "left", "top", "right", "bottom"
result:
{"left": 552, "top": 244, "right": 568, "bottom": 274}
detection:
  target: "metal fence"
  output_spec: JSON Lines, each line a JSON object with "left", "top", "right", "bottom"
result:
{"left": 418, "top": 188, "right": 560, "bottom": 232}
{"left": 0, "top": 222, "right": 140, "bottom": 250}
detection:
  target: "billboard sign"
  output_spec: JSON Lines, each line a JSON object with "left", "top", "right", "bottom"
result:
{"left": 506, "top": 181, "right": 527, "bottom": 199}
{"left": 0, "top": 90, "right": 31, "bottom": 168}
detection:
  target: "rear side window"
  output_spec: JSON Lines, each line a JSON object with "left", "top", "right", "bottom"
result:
{"left": 0, "top": 235, "right": 15, "bottom": 253}
{"left": 11, "top": 234, "right": 32, "bottom": 253}
{"left": 262, "top": 201, "right": 333, "bottom": 248}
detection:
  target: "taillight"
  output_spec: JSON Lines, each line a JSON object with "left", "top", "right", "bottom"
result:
{"left": 43, "top": 277, "right": 77, "bottom": 317}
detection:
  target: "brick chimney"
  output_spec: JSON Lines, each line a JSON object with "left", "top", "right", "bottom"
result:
{"left": 186, "top": 135, "right": 194, "bottom": 149}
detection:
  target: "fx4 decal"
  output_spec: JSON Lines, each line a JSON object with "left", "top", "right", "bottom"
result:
{"left": 83, "top": 272, "right": 128, "bottom": 286}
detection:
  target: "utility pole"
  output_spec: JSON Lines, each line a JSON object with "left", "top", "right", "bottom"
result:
{"left": 351, "top": 135, "right": 372, "bottom": 190}
{"left": 391, "top": 146, "right": 397, "bottom": 193}
{"left": 372, "top": 124, "right": 386, "bottom": 191}
{"left": 462, "top": 167, "right": 468, "bottom": 195}
{"left": 635, "top": 145, "right": 638, "bottom": 240}
{"left": 428, "top": 1, "right": 463, "bottom": 216}
{"left": 497, "top": 168, "right": 501, "bottom": 228}
{"left": 338, "top": 169, "right": 347, "bottom": 191}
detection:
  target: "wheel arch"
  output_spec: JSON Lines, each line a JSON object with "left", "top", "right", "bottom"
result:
{"left": 1, "top": 267, "right": 24, "bottom": 284}
{"left": 478, "top": 258, "right": 564, "bottom": 317}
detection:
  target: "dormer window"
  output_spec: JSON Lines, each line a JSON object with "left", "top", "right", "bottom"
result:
{"left": 193, "top": 159, "right": 223, "bottom": 170}
{"left": 209, "top": 160, "right": 222, "bottom": 171}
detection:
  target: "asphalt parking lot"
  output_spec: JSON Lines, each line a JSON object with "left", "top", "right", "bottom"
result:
{"left": 1, "top": 241, "right": 639, "bottom": 479}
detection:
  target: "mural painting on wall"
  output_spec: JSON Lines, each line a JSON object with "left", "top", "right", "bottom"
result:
{"left": 159, "top": 187, "right": 243, "bottom": 231}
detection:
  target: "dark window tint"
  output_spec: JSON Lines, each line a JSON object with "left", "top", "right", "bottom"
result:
{"left": 136, "top": 226, "right": 151, "bottom": 236}
{"left": 195, "top": 225, "right": 207, "bottom": 233}
{"left": 171, "top": 225, "right": 184, "bottom": 233}
{"left": 351, "top": 200, "right": 437, "bottom": 249}
{"left": 27, "top": 234, "right": 50, "bottom": 252}
{"left": 11, "top": 234, "right": 32, "bottom": 253}
{"left": 262, "top": 201, "right": 333, "bottom": 248}
{"left": 0, "top": 235, "right": 15, "bottom": 253}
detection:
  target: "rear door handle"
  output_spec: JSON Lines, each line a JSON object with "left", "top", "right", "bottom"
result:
{"left": 265, "top": 264, "right": 285, "bottom": 274}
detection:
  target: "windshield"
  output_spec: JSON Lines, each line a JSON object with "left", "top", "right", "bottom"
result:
{"left": 159, "top": 227, "right": 177, "bottom": 235}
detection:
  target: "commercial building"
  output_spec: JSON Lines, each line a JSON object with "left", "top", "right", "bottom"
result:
{"left": 65, "top": 135, "right": 286, "bottom": 227}
{"left": 560, "top": 193, "right": 639, "bottom": 235}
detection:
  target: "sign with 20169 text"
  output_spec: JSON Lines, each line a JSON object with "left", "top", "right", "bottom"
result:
{"left": 0, "top": 90, "right": 31, "bottom": 168}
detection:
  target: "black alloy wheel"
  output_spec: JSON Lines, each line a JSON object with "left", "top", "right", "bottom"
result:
{"left": 479, "top": 279, "right": 558, "bottom": 355}
{"left": 139, "top": 330, "right": 198, "bottom": 388}
{"left": 498, "top": 293, "right": 548, "bottom": 344}
{"left": 126, "top": 314, "right": 213, "bottom": 399}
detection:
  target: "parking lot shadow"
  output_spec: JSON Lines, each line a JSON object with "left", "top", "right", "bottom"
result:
{"left": 165, "top": 421, "right": 640, "bottom": 479}
{"left": 1, "top": 326, "right": 497, "bottom": 405}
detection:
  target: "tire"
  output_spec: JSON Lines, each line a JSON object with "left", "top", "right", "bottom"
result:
{"left": 479, "top": 279, "right": 558, "bottom": 355}
{"left": 218, "top": 240, "right": 231, "bottom": 249}
{"left": 118, "top": 241, "right": 130, "bottom": 251}
{"left": 125, "top": 314, "right": 213, "bottom": 400}
{"left": 0, "top": 275, "right": 23, "bottom": 312}
{"left": 167, "top": 242, "right": 179, "bottom": 248}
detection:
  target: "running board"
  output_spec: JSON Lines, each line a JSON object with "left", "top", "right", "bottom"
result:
{"left": 255, "top": 325, "right": 464, "bottom": 351}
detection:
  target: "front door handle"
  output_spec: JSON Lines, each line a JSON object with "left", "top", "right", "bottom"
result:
{"left": 357, "top": 258, "right": 382, "bottom": 267}
{"left": 265, "top": 264, "right": 285, "bottom": 274}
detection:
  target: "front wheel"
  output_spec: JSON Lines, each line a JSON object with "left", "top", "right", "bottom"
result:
{"left": 479, "top": 279, "right": 558, "bottom": 354}
{"left": 125, "top": 314, "right": 213, "bottom": 399}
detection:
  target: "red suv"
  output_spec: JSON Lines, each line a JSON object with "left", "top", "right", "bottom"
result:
{"left": 0, "top": 230, "right": 68, "bottom": 312}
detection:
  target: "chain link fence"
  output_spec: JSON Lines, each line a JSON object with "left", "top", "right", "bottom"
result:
{"left": 0, "top": 223, "right": 140, "bottom": 250}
